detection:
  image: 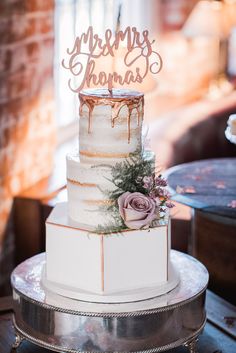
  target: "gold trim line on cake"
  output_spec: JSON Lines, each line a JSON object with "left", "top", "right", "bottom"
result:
{"left": 46, "top": 219, "right": 169, "bottom": 235}
{"left": 79, "top": 150, "right": 131, "bottom": 158}
{"left": 83, "top": 199, "right": 114, "bottom": 206}
{"left": 67, "top": 178, "right": 97, "bottom": 187}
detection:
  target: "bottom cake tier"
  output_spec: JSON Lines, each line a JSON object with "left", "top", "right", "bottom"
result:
{"left": 44, "top": 202, "right": 179, "bottom": 303}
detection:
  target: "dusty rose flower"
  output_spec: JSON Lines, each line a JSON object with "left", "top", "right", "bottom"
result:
{"left": 118, "top": 192, "right": 157, "bottom": 229}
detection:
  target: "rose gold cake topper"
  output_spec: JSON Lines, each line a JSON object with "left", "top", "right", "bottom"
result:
{"left": 62, "top": 26, "right": 162, "bottom": 93}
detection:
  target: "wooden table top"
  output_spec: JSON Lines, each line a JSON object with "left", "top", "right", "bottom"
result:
{"left": 0, "top": 291, "right": 235, "bottom": 353}
{"left": 165, "top": 158, "right": 236, "bottom": 218}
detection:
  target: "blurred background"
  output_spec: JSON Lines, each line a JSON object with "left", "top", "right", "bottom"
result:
{"left": 0, "top": 0, "right": 236, "bottom": 302}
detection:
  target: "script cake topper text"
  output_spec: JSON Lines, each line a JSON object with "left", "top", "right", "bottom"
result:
{"left": 62, "top": 26, "right": 162, "bottom": 92}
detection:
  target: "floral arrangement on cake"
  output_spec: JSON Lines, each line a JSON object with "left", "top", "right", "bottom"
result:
{"left": 95, "top": 153, "right": 174, "bottom": 234}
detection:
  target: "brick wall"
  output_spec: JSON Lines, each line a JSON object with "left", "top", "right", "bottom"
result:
{"left": 0, "top": 0, "right": 56, "bottom": 285}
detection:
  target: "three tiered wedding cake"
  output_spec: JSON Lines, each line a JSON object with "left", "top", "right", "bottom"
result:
{"left": 44, "top": 88, "right": 179, "bottom": 303}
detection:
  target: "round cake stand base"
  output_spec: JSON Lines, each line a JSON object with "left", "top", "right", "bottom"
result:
{"left": 12, "top": 320, "right": 204, "bottom": 353}
{"left": 11, "top": 250, "right": 209, "bottom": 353}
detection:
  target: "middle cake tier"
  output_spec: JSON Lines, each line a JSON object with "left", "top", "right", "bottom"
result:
{"left": 67, "top": 150, "right": 155, "bottom": 229}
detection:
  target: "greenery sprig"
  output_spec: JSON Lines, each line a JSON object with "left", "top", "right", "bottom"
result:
{"left": 106, "top": 152, "right": 155, "bottom": 201}
{"left": 93, "top": 152, "right": 157, "bottom": 234}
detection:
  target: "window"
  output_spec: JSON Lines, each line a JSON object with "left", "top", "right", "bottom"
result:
{"left": 54, "top": 0, "right": 116, "bottom": 143}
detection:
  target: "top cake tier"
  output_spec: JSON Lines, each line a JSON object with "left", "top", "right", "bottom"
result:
{"left": 79, "top": 89, "right": 144, "bottom": 164}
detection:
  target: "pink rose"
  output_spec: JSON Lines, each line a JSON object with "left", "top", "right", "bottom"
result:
{"left": 118, "top": 192, "right": 157, "bottom": 230}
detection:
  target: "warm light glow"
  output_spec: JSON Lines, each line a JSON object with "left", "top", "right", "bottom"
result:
{"left": 154, "top": 33, "right": 218, "bottom": 97}
{"left": 182, "top": 0, "right": 228, "bottom": 38}
{"left": 55, "top": 0, "right": 115, "bottom": 126}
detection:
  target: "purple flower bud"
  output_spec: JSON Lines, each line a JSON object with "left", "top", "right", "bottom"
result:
{"left": 155, "top": 177, "right": 168, "bottom": 187}
{"left": 166, "top": 201, "right": 175, "bottom": 208}
{"left": 156, "top": 187, "right": 164, "bottom": 196}
{"left": 155, "top": 187, "right": 171, "bottom": 199}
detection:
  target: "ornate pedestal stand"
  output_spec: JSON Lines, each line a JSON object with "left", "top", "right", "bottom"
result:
{"left": 11, "top": 251, "right": 208, "bottom": 353}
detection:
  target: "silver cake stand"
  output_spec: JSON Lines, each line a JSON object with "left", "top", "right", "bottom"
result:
{"left": 11, "top": 250, "right": 208, "bottom": 353}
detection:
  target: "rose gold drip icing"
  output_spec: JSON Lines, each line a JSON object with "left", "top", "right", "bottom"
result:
{"left": 111, "top": 102, "right": 126, "bottom": 128}
{"left": 79, "top": 95, "right": 95, "bottom": 133}
{"left": 79, "top": 89, "right": 144, "bottom": 143}
{"left": 136, "top": 107, "right": 140, "bottom": 126}
{"left": 128, "top": 106, "right": 133, "bottom": 143}
{"left": 137, "top": 101, "right": 144, "bottom": 126}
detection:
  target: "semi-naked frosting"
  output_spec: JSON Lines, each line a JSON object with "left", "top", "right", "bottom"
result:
{"left": 67, "top": 150, "right": 155, "bottom": 228}
{"left": 79, "top": 89, "right": 144, "bottom": 163}
{"left": 67, "top": 88, "right": 150, "bottom": 228}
